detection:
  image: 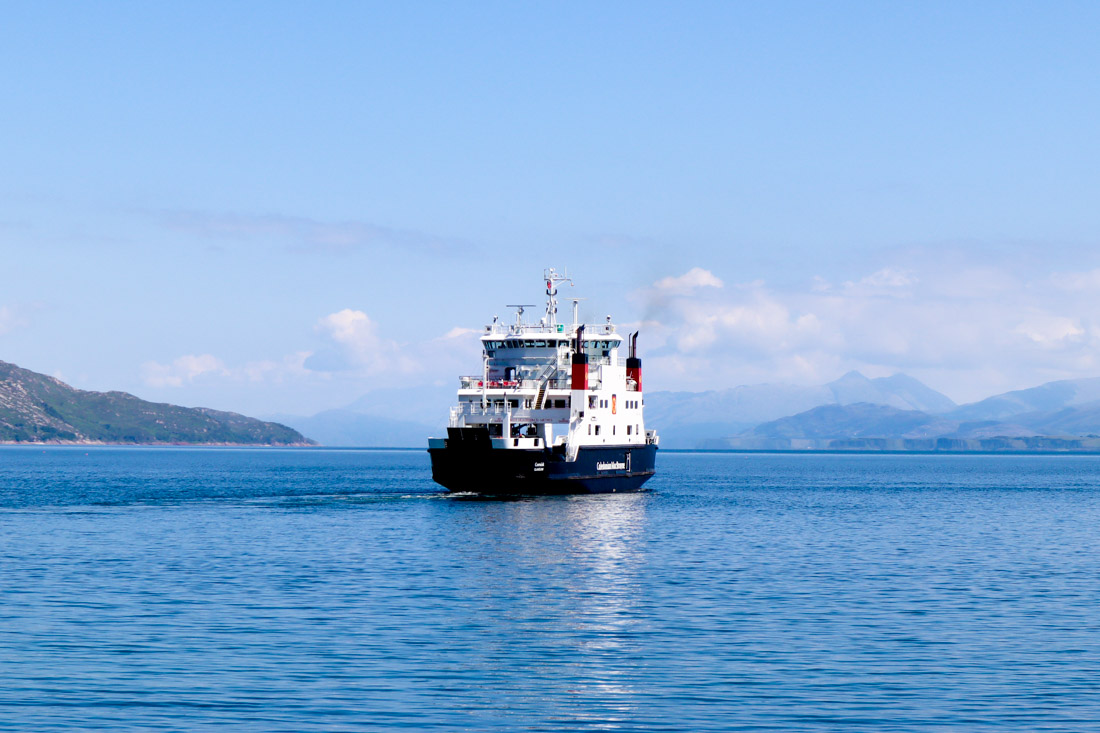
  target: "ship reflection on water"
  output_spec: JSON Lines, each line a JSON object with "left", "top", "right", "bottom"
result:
{"left": 439, "top": 492, "right": 653, "bottom": 727}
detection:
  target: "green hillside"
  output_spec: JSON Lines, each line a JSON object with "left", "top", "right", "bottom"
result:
{"left": 0, "top": 360, "right": 312, "bottom": 445}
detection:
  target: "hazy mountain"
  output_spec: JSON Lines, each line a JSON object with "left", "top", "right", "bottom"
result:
{"left": 1015, "top": 400, "right": 1100, "bottom": 437}
{"left": 646, "top": 371, "right": 956, "bottom": 447}
{"left": 830, "top": 372, "right": 957, "bottom": 413}
{"left": 274, "top": 409, "right": 437, "bottom": 448}
{"left": 750, "top": 403, "right": 954, "bottom": 440}
{"left": 0, "top": 360, "right": 310, "bottom": 445}
{"left": 342, "top": 384, "right": 455, "bottom": 427}
{"left": 705, "top": 401, "right": 1100, "bottom": 451}
{"left": 269, "top": 383, "right": 452, "bottom": 447}
{"left": 947, "top": 378, "right": 1100, "bottom": 421}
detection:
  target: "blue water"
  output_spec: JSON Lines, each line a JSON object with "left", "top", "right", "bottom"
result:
{"left": 2, "top": 448, "right": 1099, "bottom": 731}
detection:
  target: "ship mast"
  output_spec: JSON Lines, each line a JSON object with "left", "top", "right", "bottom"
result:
{"left": 543, "top": 267, "right": 573, "bottom": 328}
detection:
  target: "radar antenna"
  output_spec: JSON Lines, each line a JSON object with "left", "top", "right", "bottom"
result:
{"left": 505, "top": 304, "right": 536, "bottom": 329}
{"left": 543, "top": 267, "right": 574, "bottom": 327}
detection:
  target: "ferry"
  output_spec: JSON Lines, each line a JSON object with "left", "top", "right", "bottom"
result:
{"left": 428, "top": 268, "right": 659, "bottom": 495}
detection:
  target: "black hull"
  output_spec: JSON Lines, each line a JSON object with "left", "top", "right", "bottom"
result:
{"left": 428, "top": 439, "right": 657, "bottom": 496}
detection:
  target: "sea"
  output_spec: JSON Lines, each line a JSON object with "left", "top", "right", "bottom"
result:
{"left": 2, "top": 447, "right": 1099, "bottom": 732}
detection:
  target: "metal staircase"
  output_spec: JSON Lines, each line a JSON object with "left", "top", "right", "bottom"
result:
{"left": 532, "top": 362, "right": 557, "bottom": 409}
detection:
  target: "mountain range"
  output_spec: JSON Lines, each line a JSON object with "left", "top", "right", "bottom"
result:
{"left": 275, "top": 369, "right": 1100, "bottom": 451}
{"left": 704, "top": 377, "right": 1100, "bottom": 451}
{"left": 644, "top": 371, "right": 958, "bottom": 447}
{"left": 0, "top": 360, "right": 311, "bottom": 445}
{"left": 10, "top": 348, "right": 1100, "bottom": 451}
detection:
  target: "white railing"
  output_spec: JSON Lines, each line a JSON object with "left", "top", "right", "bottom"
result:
{"left": 451, "top": 403, "right": 571, "bottom": 426}
{"left": 483, "top": 322, "right": 618, "bottom": 337}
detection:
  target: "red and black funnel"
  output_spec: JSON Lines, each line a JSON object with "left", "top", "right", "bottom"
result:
{"left": 626, "top": 331, "right": 642, "bottom": 392}
{"left": 571, "top": 325, "right": 588, "bottom": 390}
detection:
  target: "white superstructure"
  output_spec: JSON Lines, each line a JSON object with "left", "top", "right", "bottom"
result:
{"left": 442, "top": 268, "right": 657, "bottom": 460}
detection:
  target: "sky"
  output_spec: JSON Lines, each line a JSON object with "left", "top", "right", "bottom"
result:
{"left": 3, "top": 1, "right": 1100, "bottom": 417}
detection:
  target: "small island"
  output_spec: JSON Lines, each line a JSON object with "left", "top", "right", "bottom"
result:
{"left": 0, "top": 360, "right": 313, "bottom": 446}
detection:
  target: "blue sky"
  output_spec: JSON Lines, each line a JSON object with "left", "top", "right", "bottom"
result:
{"left": 3, "top": 2, "right": 1100, "bottom": 416}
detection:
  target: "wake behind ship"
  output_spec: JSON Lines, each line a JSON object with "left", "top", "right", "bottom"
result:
{"left": 428, "top": 268, "right": 659, "bottom": 495}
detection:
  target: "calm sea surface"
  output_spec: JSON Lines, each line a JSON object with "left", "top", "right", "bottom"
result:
{"left": 1, "top": 448, "right": 1099, "bottom": 731}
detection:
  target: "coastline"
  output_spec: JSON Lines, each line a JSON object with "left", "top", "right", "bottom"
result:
{"left": 0, "top": 440, "right": 317, "bottom": 448}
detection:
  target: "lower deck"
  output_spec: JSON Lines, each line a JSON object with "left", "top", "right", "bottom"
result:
{"left": 428, "top": 428, "right": 657, "bottom": 495}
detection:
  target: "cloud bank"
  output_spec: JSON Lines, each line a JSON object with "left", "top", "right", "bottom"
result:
{"left": 639, "top": 257, "right": 1100, "bottom": 402}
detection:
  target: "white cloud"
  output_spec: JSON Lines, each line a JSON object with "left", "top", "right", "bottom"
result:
{"left": 653, "top": 267, "right": 724, "bottom": 295}
{"left": 1014, "top": 316, "right": 1085, "bottom": 347}
{"left": 317, "top": 309, "right": 377, "bottom": 348}
{"left": 842, "top": 267, "right": 916, "bottom": 296}
{"left": 239, "top": 352, "right": 312, "bottom": 383}
{"left": 307, "top": 308, "right": 424, "bottom": 375}
{"left": 440, "top": 326, "right": 480, "bottom": 340}
{"left": 637, "top": 256, "right": 1100, "bottom": 402}
{"left": 140, "top": 354, "right": 227, "bottom": 388}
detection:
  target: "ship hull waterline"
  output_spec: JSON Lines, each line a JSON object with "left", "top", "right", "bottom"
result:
{"left": 429, "top": 441, "right": 658, "bottom": 496}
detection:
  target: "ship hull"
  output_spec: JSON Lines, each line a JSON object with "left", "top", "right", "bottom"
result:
{"left": 428, "top": 438, "right": 657, "bottom": 496}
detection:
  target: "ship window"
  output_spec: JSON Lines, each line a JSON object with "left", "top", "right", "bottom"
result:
{"left": 588, "top": 425, "right": 591, "bottom": 435}
{"left": 613, "top": 426, "right": 616, "bottom": 435}
{"left": 514, "top": 438, "right": 519, "bottom": 446}
{"left": 589, "top": 395, "right": 597, "bottom": 408}
{"left": 627, "top": 425, "right": 632, "bottom": 435}
{"left": 555, "top": 399, "right": 566, "bottom": 408}
{"left": 509, "top": 399, "right": 519, "bottom": 408}
{"left": 534, "top": 340, "right": 546, "bottom": 347}
{"left": 595, "top": 425, "right": 601, "bottom": 436}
